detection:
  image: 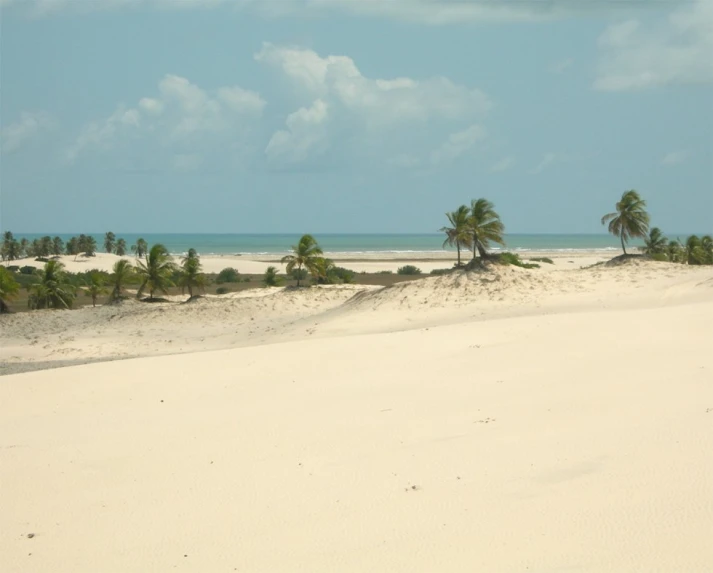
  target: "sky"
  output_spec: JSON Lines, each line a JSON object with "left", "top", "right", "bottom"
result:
{"left": 0, "top": 0, "right": 712, "bottom": 235}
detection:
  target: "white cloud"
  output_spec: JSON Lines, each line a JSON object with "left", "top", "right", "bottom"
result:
{"left": 256, "top": 43, "right": 491, "bottom": 166}
{"left": 530, "top": 152, "right": 558, "bottom": 174}
{"left": 430, "top": 124, "right": 487, "bottom": 165}
{"left": 66, "top": 74, "right": 264, "bottom": 164}
{"left": 662, "top": 150, "right": 687, "bottom": 166}
{"left": 265, "top": 99, "right": 329, "bottom": 165}
{"left": 549, "top": 58, "right": 574, "bottom": 74}
{"left": 491, "top": 156, "right": 515, "bottom": 172}
{"left": 255, "top": 43, "right": 491, "bottom": 126}
{"left": 1, "top": 111, "right": 54, "bottom": 153}
{"left": 594, "top": 0, "right": 713, "bottom": 91}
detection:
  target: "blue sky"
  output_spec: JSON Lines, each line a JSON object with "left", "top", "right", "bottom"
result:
{"left": 1, "top": 0, "right": 711, "bottom": 234}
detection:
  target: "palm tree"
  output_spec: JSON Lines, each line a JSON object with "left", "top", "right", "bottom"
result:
{"left": 110, "top": 258, "right": 134, "bottom": 301}
{"left": 701, "top": 235, "right": 713, "bottom": 264}
{"left": 665, "top": 239, "right": 684, "bottom": 263}
{"left": 66, "top": 237, "right": 79, "bottom": 256}
{"left": 84, "top": 272, "right": 108, "bottom": 307}
{"left": 1, "top": 231, "right": 20, "bottom": 261}
{"left": 641, "top": 227, "right": 667, "bottom": 256}
{"left": 178, "top": 253, "right": 205, "bottom": 299}
{"left": 684, "top": 235, "right": 706, "bottom": 265}
{"left": 468, "top": 198, "right": 506, "bottom": 261}
{"left": 115, "top": 238, "right": 127, "bottom": 256}
{"left": 0, "top": 266, "right": 20, "bottom": 313}
{"left": 131, "top": 238, "right": 148, "bottom": 258}
{"left": 440, "top": 205, "right": 471, "bottom": 267}
{"left": 28, "top": 260, "right": 76, "bottom": 309}
{"left": 104, "top": 232, "right": 116, "bottom": 254}
{"left": 281, "top": 234, "right": 323, "bottom": 287}
{"left": 601, "top": 190, "right": 650, "bottom": 255}
{"left": 263, "top": 266, "right": 282, "bottom": 287}
{"left": 135, "top": 243, "right": 176, "bottom": 300}
{"left": 52, "top": 236, "right": 64, "bottom": 257}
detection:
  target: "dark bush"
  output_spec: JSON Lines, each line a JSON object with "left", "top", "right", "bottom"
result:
{"left": 397, "top": 265, "right": 421, "bottom": 275}
{"left": 215, "top": 287, "right": 230, "bottom": 295}
{"left": 6, "top": 265, "right": 20, "bottom": 272}
{"left": 430, "top": 268, "right": 453, "bottom": 276}
{"left": 498, "top": 252, "right": 539, "bottom": 269}
{"left": 290, "top": 268, "right": 309, "bottom": 281}
{"left": 529, "top": 257, "right": 554, "bottom": 264}
{"left": 377, "top": 270, "right": 393, "bottom": 275}
{"left": 216, "top": 267, "right": 240, "bottom": 284}
{"left": 19, "top": 265, "right": 36, "bottom": 275}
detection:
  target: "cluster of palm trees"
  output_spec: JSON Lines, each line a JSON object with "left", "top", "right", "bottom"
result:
{"left": 440, "top": 199, "right": 506, "bottom": 267}
{"left": 279, "top": 234, "right": 355, "bottom": 286}
{"left": 601, "top": 189, "right": 713, "bottom": 264}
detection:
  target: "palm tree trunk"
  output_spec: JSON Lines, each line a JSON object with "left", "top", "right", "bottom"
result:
{"left": 297, "top": 263, "right": 302, "bottom": 287}
{"left": 456, "top": 243, "right": 461, "bottom": 266}
{"left": 620, "top": 232, "right": 627, "bottom": 255}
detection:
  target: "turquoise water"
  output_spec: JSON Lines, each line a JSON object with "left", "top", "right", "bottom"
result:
{"left": 12, "top": 233, "right": 644, "bottom": 255}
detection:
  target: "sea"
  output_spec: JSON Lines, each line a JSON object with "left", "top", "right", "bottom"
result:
{"left": 12, "top": 233, "right": 646, "bottom": 256}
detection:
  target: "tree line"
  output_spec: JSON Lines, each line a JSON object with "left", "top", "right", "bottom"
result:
{"left": 0, "top": 231, "right": 153, "bottom": 261}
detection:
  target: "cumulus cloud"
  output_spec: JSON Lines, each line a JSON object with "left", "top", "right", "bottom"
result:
{"left": 1, "top": 111, "right": 54, "bottom": 153}
{"left": 264, "top": 99, "right": 329, "bottom": 165}
{"left": 255, "top": 43, "right": 491, "bottom": 166}
{"left": 594, "top": 0, "right": 713, "bottom": 91}
{"left": 430, "top": 124, "right": 487, "bottom": 165}
{"left": 662, "top": 150, "right": 687, "bottom": 166}
{"left": 66, "top": 74, "right": 265, "bottom": 164}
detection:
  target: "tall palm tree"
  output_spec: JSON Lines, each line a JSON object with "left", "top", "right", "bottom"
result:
{"left": 52, "top": 236, "right": 64, "bottom": 257}
{"left": 104, "top": 232, "right": 116, "bottom": 254}
{"left": 135, "top": 243, "right": 176, "bottom": 300}
{"left": 665, "top": 239, "right": 684, "bottom": 263}
{"left": 110, "top": 258, "right": 134, "bottom": 301}
{"left": 281, "top": 234, "right": 323, "bottom": 287}
{"left": 641, "top": 227, "right": 667, "bottom": 256}
{"left": 701, "top": 235, "right": 713, "bottom": 264}
{"left": 0, "top": 266, "right": 20, "bottom": 313}
{"left": 178, "top": 253, "right": 205, "bottom": 299}
{"left": 1, "top": 231, "right": 20, "bottom": 261}
{"left": 115, "top": 238, "right": 127, "bottom": 256}
{"left": 440, "top": 205, "right": 471, "bottom": 267}
{"left": 468, "top": 198, "right": 506, "bottom": 261}
{"left": 601, "top": 190, "right": 650, "bottom": 255}
{"left": 28, "top": 260, "right": 76, "bottom": 310}
{"left": 131, "top": 238, "right": 148, "bottom": 258}
{"left": 84, "top": 272, "right": 108, "bottom": 307}
{"left": 684, "top": 235, "right": 706, "bottom": 265}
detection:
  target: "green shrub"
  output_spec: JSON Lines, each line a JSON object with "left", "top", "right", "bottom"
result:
{"left": 216, "top": 267, "right": 240, "bottom": 284}
{"left": 215, "top": 286, "right": 230, "bottom": 295}
{"left": 34, "top": 257, "right": 50, "bottom": 263}
{"left": 498, "top": 252, "right": 540, "bottom": 269}
{"left": 529, "top": 257, "right": 554, "bottom": 264}
{"left": 376, "top": 270, "right": 393, "bottom": 275}
{"left": 6, "top": 265, "right": 20, "bottom": 272}
{"left": 650, "top": 252, "right": 668, "bottom": 262}
{"left": 263, "top": 266, "right": 283, "bottom": 287}
{"left": 430, "top": 268, "right": 453, "bottom": 276}
{"left": 243, "top": 277, "right": 251, "bottom": 283}
{"left": 290, "top": 268, "right": 309, "bottom": 281}
{"left": 330, "top": 266, "right": 355, "bottom": 284}
{"left": 397, "top": 265, "right": 422, "bottom": 275}
{"left": 19, "top": 265, "right": 36, "bottom": 275}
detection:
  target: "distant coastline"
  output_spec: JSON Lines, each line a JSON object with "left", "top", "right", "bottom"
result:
{"left": 3, "top": 233, "right": 651, "bottom": 257}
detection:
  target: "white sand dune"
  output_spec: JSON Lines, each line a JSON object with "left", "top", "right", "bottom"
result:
{"left": 1, "top": 260, "right": 712, "bottom": 572}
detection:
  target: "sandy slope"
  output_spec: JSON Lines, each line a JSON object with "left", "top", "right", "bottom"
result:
{"left": 1, "top": 261, "right": 712, "bottom": 572}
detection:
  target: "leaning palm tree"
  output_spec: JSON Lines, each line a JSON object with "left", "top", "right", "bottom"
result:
{"left": 135, "top": 243, "right": 176, "bottom": 300}
{"left": 641, "top": 227, "right": 667, "bottom": 256}
{"left": 110, "top": 258, "right": 134, "bottom": 301}
{"left": 684, "top": 235, "right": 706, "bottom": 265}
{"left": 178, "top": 254, "right": 205, "bottom": 299}
{"left": 281, "top": 234, "right": 323, "bottom": 287}
{"left": 84, "top": 272, "right": 109, "bottom": 307}
{"left": 468, "top": 198, "right": 506, "bottom": 262}
{"left": 440, "top": 205, "right": 472, "bottom": 267}
{"left": 31, "top": 260, "right": 76, "bottom": 309}
{"left": 0, "top": 266, "right": 20, "bottom": 313}
{"left": 114, "top": 238, "right": 127, "bottom": 257}
{"left": 665, "top": 239, "right": 685, "bottom": 263}
{"left": 601, "top": 190, "right": 650, "bottom": 255}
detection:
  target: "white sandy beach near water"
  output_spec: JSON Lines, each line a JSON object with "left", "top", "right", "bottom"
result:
{"left": 1, "top": 259, "right": 712, "bottom": 572}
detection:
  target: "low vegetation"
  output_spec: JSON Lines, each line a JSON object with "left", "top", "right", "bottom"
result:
{"left": 397, "top": 265, "right": 422, "bottom": 275}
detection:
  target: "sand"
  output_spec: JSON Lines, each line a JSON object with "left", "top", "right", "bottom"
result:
{"left": 1, "top": 257, "right": 712, "bottom": 572}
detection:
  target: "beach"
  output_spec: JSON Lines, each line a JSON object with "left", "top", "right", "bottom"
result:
{"left": 1, "top": 253, "right": 712, "bottom": 571}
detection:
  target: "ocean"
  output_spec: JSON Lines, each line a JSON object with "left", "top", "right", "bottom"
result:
{"left": 11, "top": 233, "right": 645, "bottom": 256}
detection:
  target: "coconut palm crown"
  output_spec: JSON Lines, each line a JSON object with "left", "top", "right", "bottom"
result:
{"left": 135, "top": 243, "right": 176, "bottom": 300}
{"left": 469, "top": 198, "right": 506, "bottom": 260}
{"left": 440, "top": 205, "right": 472, "bottom": 267}
{"left": 601, "top": 190, "right": 650, "bottom": 255}
{"left": 281, "top": 234, "right": 323, "bottom": 287}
